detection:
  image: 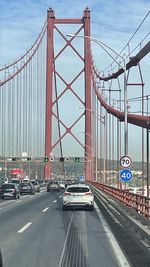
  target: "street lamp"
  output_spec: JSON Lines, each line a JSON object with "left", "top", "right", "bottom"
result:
{"left": 79, "top": 108, "right": 106, "bottom": 183}
{"left": 79, "top": 131, "right": 96, "bottom": 180}
{"left": 67, "top": 34, "right": 128, "bottom": 156}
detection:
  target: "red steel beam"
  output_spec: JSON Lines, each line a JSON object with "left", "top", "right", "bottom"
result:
{"left": 98, "top": 93, "right": 150, "bottom": 128}
{"left": 54, "top": 19, "right": 83, "bottom": 24}
{"left": 95, "top": 41, "right": 150, "bottom": 81}
{"left": 45, "top": 8, "right": 55, "bottom": 178}
{"left": 84, "top": 8, "right": 92, "bottom": 181}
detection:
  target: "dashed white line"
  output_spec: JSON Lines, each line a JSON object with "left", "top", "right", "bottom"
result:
{"left": 42, "top": 207, "right": 49, "bottom": 213}
{"left": 53, "top": 200, "right": 57, "bottom": 203}
{"left": 58, "top": 213, "right": 74, "bottom": 267}
{"left": 18, "top": 222, "right": 32, "bottom": 233}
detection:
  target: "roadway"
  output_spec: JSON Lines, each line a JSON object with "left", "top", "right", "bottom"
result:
{"left": 0, "top": 188, "right": 130, "bottom": 267}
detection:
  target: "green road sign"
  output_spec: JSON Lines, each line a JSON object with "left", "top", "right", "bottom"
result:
{"left": 74, "top": 157, "right": 80, "bottom": 162}
{"left": 44, "top": 157, "right": 49, "bottom": 162}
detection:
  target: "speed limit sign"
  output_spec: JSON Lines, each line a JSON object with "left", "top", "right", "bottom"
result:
{"left": 120, "top": 156, "right": 132, "bottom": 168}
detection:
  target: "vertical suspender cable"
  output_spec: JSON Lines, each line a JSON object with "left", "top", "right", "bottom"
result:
{"left": 25, "top": 56, "right": 28, "bottom": 153}
{"left": 112, "top": 104, "right": 114, "bottom": 184}
{"left": 39, "top": 39, "right": 43, "bottom": 156}
{"left": 16, "top": 68, "right": 19, "bottom": 156}
{"left": 100, "top": 101, "right": 102, "bottom": 183}
{"left": 7, "top": 75, "right": 11, "bottom": 156}
{"left": 117, "top": 78, "right": 121, "bottom": 188}
{"left": 22, "top": 60, "right": 25, "bottom": 153}
{"left": 105, "top": 110, "right": 108, "bottom": 184}
{"left": 109, "top": 88, "right": 111, "bottom": 180}
{"left": 36, "top": 45, "right": 39, "bottom": 156}
{"left": 53, "top": 52, "right": 65, "bottom": 177}
{"left": 0, "top": 85, "right": 2, "bottom": 155}
{"left": 30, "top": 52, "right": 33, "bottom": 156}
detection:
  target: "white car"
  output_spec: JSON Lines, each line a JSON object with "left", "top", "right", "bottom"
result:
{"left": 62, "top": 183, "right": 94, "bottom": 211}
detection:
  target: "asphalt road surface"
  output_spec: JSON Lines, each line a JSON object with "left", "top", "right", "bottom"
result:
{"left": 0, "top": 189, "right": 130, "bottom": 267}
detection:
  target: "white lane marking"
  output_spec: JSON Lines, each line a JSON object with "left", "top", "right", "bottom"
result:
{"left": 42, "top": 207, "right": 49, "bottom": 213}
{"left": 58, "top": 213, "right": 74, "bottom": 267}
{"left": 53, "top": 200, "right": 57, "bottom": 203}
{"left": 59, "top": 195, "right": 62, "bottom": 198}
{"left": 95, "top": 203, "right": 131, "bottom": 267}
{"left": 18, "top": 222, "right": 32, "bottom": 233}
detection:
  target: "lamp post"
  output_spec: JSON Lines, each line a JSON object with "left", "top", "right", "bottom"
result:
{"left": 80, "top": 131, "right": 96, "bottom": 181}
{"left": 67, "top": 34, "right": 128, "bottom": 156}
{"left": 79, "top": 107, "right": 98, "bottom": 181}
{"left": 100, "top": 115, "right": 106, "bottom": 184}
{"left": 4, "top": 156, "right": 7, "bottom": 181}
{"left": 22, "top": 151, "right": 32, "bottom": 180}
{"left": 79, "top": 108, "right": 106, "bottom": 183}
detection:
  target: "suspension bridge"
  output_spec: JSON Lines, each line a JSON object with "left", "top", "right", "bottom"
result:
{"left": 0, "top": 7, "right": 150, "bottom": 267}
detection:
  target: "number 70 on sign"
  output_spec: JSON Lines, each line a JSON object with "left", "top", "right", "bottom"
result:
{"left": 120, "top": 156, "right": 132, "bottom": 168}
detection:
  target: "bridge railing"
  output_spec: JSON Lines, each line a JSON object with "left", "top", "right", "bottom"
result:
{"left": 90, "top": 181, "right": 150, "bottom": 219}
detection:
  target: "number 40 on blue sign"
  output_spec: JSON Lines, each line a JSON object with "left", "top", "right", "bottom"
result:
{"left": 120, "top": 169, "right": 132, "bottom": 182}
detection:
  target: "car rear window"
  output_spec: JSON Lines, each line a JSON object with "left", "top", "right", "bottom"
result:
{"left": 20, "top": 182, "right": 31, "bottom": 186}
{"left": 31, "top": 181, "right": 37, "bottom": 185}
{"left": 67, "top": 187, "right": 89, "bottom": 193}
{"left": 11, "top": 180, "right": 20, "bottom": 184}
{"left": 1, "top": 184, "right": 15, "bottom": 189}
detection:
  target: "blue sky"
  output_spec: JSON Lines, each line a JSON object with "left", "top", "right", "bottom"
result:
{"left": 0, "top": 0, "right": 150, "bottom": 161}
{"left": 0, "top": 0, "right": 149, "bottom": 65}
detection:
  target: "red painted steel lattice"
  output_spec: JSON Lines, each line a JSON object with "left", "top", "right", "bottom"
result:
{"left": 45, "top": 8, "right": 93, "bottom": 180}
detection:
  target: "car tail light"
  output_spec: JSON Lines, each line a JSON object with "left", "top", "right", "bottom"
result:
{"left": 85, "top": 192, "right": 93, "bottom": 196}
{"left": 12, "top": 189, "right": 16, "bottom": 193}
{"left": 64, "top": 192, "right": 71, "bottom": 196}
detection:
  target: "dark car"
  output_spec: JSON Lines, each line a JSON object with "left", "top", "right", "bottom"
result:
{"left": 0, "top": 183, "right": 20, "bottom": 199}
{"left": 47, "top": 181, "right": 60, "bottom": 192}
{"left": 31, "top": 180, "right": 40, "bottom": 192}
{"left": 20, "top": 182, "right": 35, "bottom": 195}
{"left": 11, "top": 179, "right": 22, "bottom": 188}
{"left": 0, "top": 249, "right": 3, "bottom": 267}
{"left": 37, "top": 179, "right": 45, "bottom": 186}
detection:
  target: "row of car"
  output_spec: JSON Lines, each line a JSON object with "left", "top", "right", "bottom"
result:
{"left": 0, "top": 178, "right": 95, "bottom": 211}
{"left": 46, "top": 180, "right": 94, "bottom": 211}
{"left": 0, "top": 180, "right": 41, "bottom": 199}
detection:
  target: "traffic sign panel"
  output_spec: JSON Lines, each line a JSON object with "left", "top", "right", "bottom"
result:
{"left": 74, "top": 157, "right": 80, "bottom": 162}
{"left": 22, "top": 152, "right": 27, "bottom": 157}
{"left": 44, "top": 157, "right": 49, "bottom": 162}
{"left": 120, "top": 156, "right": 132, "bottom": 168}
{"left": 120, "top": 169, "right": 132, "bottom": 182}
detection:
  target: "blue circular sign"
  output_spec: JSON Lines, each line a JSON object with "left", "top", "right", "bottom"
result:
{"left": 120, "top": 169, "right": 132, "bottom": 182}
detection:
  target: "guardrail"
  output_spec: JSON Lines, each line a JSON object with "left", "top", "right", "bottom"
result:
{"left": 89, "top": 182, "right": 150, "bottom": 219}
